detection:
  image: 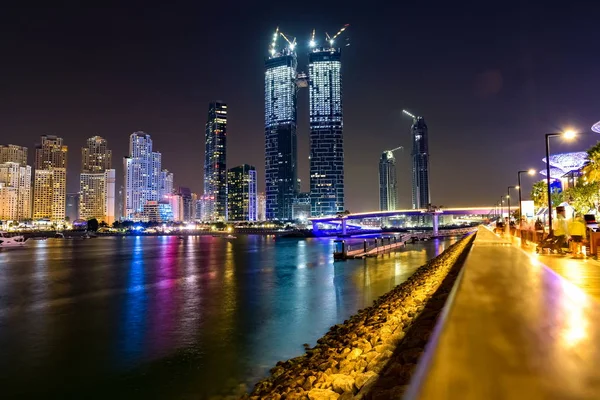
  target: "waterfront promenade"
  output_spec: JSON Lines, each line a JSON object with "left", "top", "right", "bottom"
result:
{"left": 406, "top": 226, "right": 600, "bottom": 400}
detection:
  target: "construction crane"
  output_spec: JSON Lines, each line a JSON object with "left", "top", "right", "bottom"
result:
{"left": 270, "top": 27, "right": 280, "bottom": 56}
{"left": 402, "top": 110, "right": 416, "bottom": 119}
{"left": 309, "top": 29, "right": 316, "bottom": 48}
{"left": 326, "top": 24, "right": 350, "bottom": 46}
{"left": 386, "top": 146, "right": 404, "bottom": 153}
{"left": 279, "top": 31, "right": 297, "bottom": 51}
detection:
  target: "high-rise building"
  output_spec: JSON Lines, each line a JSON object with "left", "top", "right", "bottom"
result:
{"left": 123, "top": 132, "right": 162, "bottom": 219}
{"left": 0, "top": 144, "right": 28, "bottom": 166}
{"left": 409, "top": 115, "right": 430, "bottom": 209}
{"left": 163, "top": 193, "right": 183, "bottom": 222}
{"left": 0, "top": 162, "right": 32, "bottom": 221}
{"left": 79, "top": 136, "right": 115, "bottom": 224}
{"left": 160, "top": 169, "right": 174, "bottom": 199}
{"left": 81, "top": 136, "right": 112, "bottom": 173}
{"left": 66, "top": 193, "right": 79, "bottom": 222}
{"left": 265, "top": 42, "right": 298, "bottom": 221}
{"left": 257, "top": 192, "right": 266, "bottom": 221}
{"left": 379, "top": 150, "right": 398, "bottom": 211}
{"left": 179, "top": 187, "right": 193, "bottom": 222}
{"left": 227, "top": 164, "right": 257, "bottom": 222}
{"left": 33, "top": 135, "right": 67, "bottom": 222}
{"left": 204, "top": 101, "right": 228, "bottom": 221}
{"left": 308, "top": 45, "right": 344, "bottom": 216}
{"left": 292, "top": 192, "right": 311, "bottom": 221}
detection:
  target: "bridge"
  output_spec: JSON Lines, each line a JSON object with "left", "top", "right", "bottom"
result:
{"left": 309, "top": 206, "right": 496, "bottom": 235}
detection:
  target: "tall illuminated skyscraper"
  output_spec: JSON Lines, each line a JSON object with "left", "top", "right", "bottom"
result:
{"left": 308, "top": 44, "right": 344, "bottom": 216}
{"left": 33, "top": 135, "right": 67, "bottom": 222}
{"left": 0, "top": 144, "right": 31, "bottom": 221}
{"left": 265, "top": 36, "right": 298, "bottom": 220}
{"left": 123, "top": 132, "right": 162, "bottom": 219}
{"left": 407, "top": 113, "right": 430, "bottom": 209}
{"left": 227, "top": 164, "right": 257, "bottom": 222}
{"left": 204, "top": 101, "right": 227, "bottom": 221}
{"left": 81, "top": 136, "right": 112, "bottom": 172}
{"left": 379, "top": 150, "right": 398, "bottom": 211}
{"left": 0, "top": 144, "right": 28, "bottom": 167}
{"left": 79, "top": 136, "right": 115, "bottom": 224}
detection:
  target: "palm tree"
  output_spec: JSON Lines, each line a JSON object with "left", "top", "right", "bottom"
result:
{"left": 583, "top": 142, "right": 600, "bottom": 183}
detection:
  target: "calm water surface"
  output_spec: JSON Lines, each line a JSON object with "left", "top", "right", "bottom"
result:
{"left": 0, "top": 235, "right": 455, "bottom": 399}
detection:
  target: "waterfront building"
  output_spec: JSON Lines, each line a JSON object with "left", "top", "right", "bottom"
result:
{"left": 179, "top": 187, "right": 193, "bottom": 222}
{"left": 66, "top": 193, "right": 79, "bottom": 222}
{"left": 292, "top": 192, "right": 311, "bottom": 221}
{"left": 0, "top": 162, "right": 32, "bottom": 221}
{"left": 164, "top": 193, "right": 183, "bottom": 222}
{"left": 33, "top": 135, "right": 67, "bottom": 222}
{"left": 197, "top": 194, "right": 213, "bottom": 221}
{"left": 265, "top": 41, "right": 298, "bottom": 220}
{"left": 141, "top": 201, "right": 173, "bottom": 222}
{"left": 79, "top": 136, "right": 115, "bottom": 224}
{"left": 204, "top": 101, "right": 228, "bottom": 221}
{"left": 408, "top": 114, "right": 430, "bottom": 209}
{"left": 81, "top": 136, "right": 112, "bottom": 172}
{"left": 379, "top": 150, "right": 398, "bottom": 211}
{"left": 0, "top": 144, "right": 28, "bottom": 166}
{"left": 308, "top": 45, "right": 344, "bottom": 216}
{"left": 159, "top": 169, "right": 174, "bottom": 199}
{"left": 227, "top": 164, "right": 257, "bottom": 222}
{"left": 257, "top": 192, "right": 266, "bottom": 221}
{"left": 190, "top": 192, "right": 198, "bottom": 223}
{"left": 123, "top": 132, "right": 162, "bottom": 219}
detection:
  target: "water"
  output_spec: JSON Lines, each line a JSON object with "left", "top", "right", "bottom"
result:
{"left": 0, "top": 235, "right": 455, "bottom": 399}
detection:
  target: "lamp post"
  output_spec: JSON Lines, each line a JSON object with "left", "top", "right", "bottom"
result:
{"left": 507, "top": 186, "right": 517, "bottom": 220}
{"left": 517, "top": 169, "right": 537, "bottom": 223}
{"left": 545, "top": 131, "right": 576, "bottom": 232}
{"left": 500, "top": 197, "right": 504, "bottom": 219}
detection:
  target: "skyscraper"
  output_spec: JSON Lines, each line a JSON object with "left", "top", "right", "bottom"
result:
{"left": 123, "top": 132, "right": 162, "bottom": 219}
{"left": 308, "top": 44, "right": 344, "bottom": 216}
{"left": 33, "top": 135, "right": 67, "bottom": 222}
{"left": 204, "top": 101, "right": 227, "bottom": 221}
{"left": 81, "top": 136, "right": 112, "bottom": 172}
{"left": 265, "top": 39, "right": 298, "bottom": 220}
{"left": 0, "top": 144, "right": 28, "bottom": 166}
{"left": 407, "top": 113, "right": 430, "bottom": 209}
{"left": 0, "top": 161, "right": 32, "bottom": 221}
{"left": 79, "top": 136, "right": 115, "bottom": 224}
{"left": 379, "top": 150, "right": 398, "bottom": 211}
{"left": 66, "top": 193, "right": 79, "bottom": 222}
{"left": 227, "top": 164, "right": 257, "bottom": 222}
{"left": 179, "top": 187, "right": 193, "bottom": 222}
{"left": 257, "top": 192, "right": 266, "bottom": 221}
{"left": 0, "top": 144, "right": 31, "bottom": 221}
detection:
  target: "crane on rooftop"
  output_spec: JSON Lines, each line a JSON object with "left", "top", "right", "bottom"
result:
{"left": 279, "top": 31, "right": 297, "bottom": 51}
{"left": 325, "top": 24, "right": 350, "bottom": 46}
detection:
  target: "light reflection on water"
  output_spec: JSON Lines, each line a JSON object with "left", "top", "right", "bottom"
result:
{"left": 0, "top": 235, "right": 455, "bottom": 398}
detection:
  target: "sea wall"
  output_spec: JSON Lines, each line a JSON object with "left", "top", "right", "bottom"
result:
{"left": 243, "top": 233, "right": 476, "bottom": 400}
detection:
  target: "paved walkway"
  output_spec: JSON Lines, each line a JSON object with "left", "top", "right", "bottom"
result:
{"left": 503, "top": 231, "right": 600, "bottom": 299}
{"left": 405, "top": 226, "right": 600, "bottom": 400}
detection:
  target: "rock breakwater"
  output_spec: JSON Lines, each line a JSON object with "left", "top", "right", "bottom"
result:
{"left": 243, "top": 233, "right": 476, "bottom": 400}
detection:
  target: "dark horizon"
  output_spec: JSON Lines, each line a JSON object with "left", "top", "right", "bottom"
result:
{"left": 3, "top": 2, "right": 600, "bottom": 212}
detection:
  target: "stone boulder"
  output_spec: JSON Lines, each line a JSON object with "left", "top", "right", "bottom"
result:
{"left": 330, "top": 374, "right": 355, "bottom": 394}
{"left": 307, "top": 388, "right": 340, "bottom": 400}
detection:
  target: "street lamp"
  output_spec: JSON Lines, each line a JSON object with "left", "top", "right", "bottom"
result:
{"left": 507, "top": 186, "right": 518, "bottom": 220}
{"left": 500, "top": 197, "right": 504, "bottom": 219}
{"left": 517, "top": 169, "right": 536, "bottom": 223}
{"left": 545, "top": 130, "right": 576, "bottom": 232}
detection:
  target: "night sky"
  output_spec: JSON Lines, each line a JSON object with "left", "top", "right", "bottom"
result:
{"left": 2, "top": 2, "right": 599, "bottom": 212}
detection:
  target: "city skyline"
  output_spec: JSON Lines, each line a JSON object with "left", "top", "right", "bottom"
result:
{"left": 2, "top": 4, "right": 600, "bottom": 211}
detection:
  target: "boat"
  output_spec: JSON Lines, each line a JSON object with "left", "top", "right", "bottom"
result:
{"left": 0, "top": 232, "right": 28, "bottom": 248}
{"left": 225, "top": 234, "right": 237, "bottom": 239}
{"left": 178, "top": 236, "right": 185, "bottom": 240}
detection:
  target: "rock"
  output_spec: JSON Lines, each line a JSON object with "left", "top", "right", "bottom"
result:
{"left": 346, "top": 347, "right": 363, "bottom": 361}
{"left": 338, "top": 392, "right": 354, "bottom": 400}
{"left": 354, "top": 371, "right": 378, "bottom": 389}
{"left": 330, "top": 374, "right": 355, "bottom": 394}
{"left": 307, "top": 388, "right": 340, "bottom": 400}
{"left": 271, "top": 365, "right": 285, "bottom": 379}
{"left": 303, "top": 375, "right": 317, "bottom": 391}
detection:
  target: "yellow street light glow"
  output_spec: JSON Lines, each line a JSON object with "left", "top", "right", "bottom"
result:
{"left": 528, "top": 169, "right": 536, "bottom": 175}
{"left": 515, "top": 185, "right": 520, "bottom": 189}
{"left": 563, "top": 130, "right": 576, "bottom": 139}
